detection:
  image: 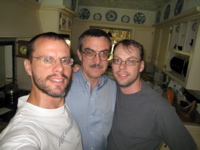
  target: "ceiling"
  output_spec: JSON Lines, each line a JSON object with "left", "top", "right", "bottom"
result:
{"left": 78, "top": 0, "right": 172, "bottom": 11}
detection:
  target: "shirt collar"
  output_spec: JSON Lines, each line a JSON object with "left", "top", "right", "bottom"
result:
{"left": 76, "top": 69, "right": 108, "bottom": 90}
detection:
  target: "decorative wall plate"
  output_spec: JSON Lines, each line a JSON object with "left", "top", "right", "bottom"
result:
{"left": 79, "top": 8, "right": 90, "bottom": 19}
{"left": 93, "top": 13, "right": 102, "bottom": 21}
{"left": 106, "top": 10, "right": 117, "bottom": 21}
{"left": 121, "top": 15, "right": 130, "bottom": 23}
{"left": 133, "top": 12, "right": 146, "bottom": 24}
{"left": 176, "top": 25, "right": 180, "bottom": 33}
{"left": 174, "top": 0, "right": 184, "bottom": 16}
{"left": 164, "top": 5, "right": 170, "bottom": 20}
{"left": 156, "top": 11, "right": 161, "bottom": 23}
{"left": 71, "top": 0, "right": 76, "bottom": 11}
{"left": 192, "top": 22, "right": 197, "bottom": 31}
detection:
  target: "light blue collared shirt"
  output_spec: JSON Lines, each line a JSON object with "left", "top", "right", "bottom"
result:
{"left": 65, "top": 70, "right": 116, "bottom": 150}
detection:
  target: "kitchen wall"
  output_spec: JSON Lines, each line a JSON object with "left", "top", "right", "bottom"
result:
{"left": 78, "top": 6, "right": 155, "bottom": 25}
{"left": 0, "top": 0, "right": 41, "bottom": 90}
{"left": 77, "top": 0, "right": 200, "bottom": 25}
{"left": 0, "top": 0, "right": 41, "bottom": 37}
{"left": 0, "top": 0, "right": 199, "bottom": 90}
{"left": 0, "top": 0, "right": 77, "bottom": 90}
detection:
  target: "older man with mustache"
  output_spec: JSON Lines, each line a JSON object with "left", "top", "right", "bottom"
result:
{"left": 65, "top": 29, "right": 116, "bottom": 150}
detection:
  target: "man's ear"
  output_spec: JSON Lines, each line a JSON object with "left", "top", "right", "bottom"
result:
{"left": 139, "top": 60, "right": 145, "bottom": 73}
{"left": 77, "top": 50, "right": 82, "bottom": 61}
{"left": 24, "top": 59, "right": 32, "bottom": 76}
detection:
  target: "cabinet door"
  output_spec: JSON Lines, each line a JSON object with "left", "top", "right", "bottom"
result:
{"left": 152, "top": 28, "right": 162, "bottom": 66}
{"left": 134, "top": 28, "right": 154, "bottom": 62}
{"left": 156, "top": 26, "right": 171, "bottom": 70}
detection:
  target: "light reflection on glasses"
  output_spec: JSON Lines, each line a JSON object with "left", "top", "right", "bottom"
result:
{"left": 32, "top": 56, "right": 74, "bottom": 66}
{"left": 81, "top": 49, "right": 110, "bottom": 61}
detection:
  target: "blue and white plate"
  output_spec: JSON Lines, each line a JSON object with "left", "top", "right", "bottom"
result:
{"left": 121, "top": 15, "right": 130, "bottom": 23}
{"left": 79, "top": 8, "right": 90, "bottom": 19}
{"left": 164, "top": 5, "right": 170, "bottom": 20}
{"left": 106, "top": 10, "right": 117, "bottom": 21}
{"left": 174, "top": 0, "right": 184, "bottom": 16}
{"left": 93, "top": 13, "right": 102, "bottom": 21}
{"left": 156, "top": 11, "right": 161, "bottom": 23}
{"left": 133, "top": 13, "right": 146, "bottom": 24}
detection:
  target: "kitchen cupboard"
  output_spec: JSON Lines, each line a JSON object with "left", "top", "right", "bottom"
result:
{"left": 38, "top": 4, "right": 78, "bottom": 35}
{"left": 152, "top": 7, "right": 200, "bottom": 90}
{"left": 71, "top": 18, "right": 154, "bottom": 63}
{"left": 134, "top": 28, "right": 154, "bottom": 62}
{"left": 152, "top": 26, "right": 171, "bottom": 70}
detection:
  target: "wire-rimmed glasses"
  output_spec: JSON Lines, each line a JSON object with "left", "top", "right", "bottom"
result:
{"left": 112, "top": 58, "right": 140, "bottom": 66}
{"left": 32, "top": 56, "right": 74, "bottom": 66}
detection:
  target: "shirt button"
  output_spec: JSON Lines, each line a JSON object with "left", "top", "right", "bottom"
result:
{"left": 90, "top": 147, "right": 94, "bottom": 150}
{"left": 90, "top": 131, "right": 93, "bottom": 134}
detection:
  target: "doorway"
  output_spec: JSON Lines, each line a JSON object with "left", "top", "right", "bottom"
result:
{"left": 0, "top": 39, "right": 16, "bottom": 87}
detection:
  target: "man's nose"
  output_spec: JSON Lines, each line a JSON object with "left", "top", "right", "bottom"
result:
{"left": 93, "top": 53, "right": 101, "bottom": 63}
{"left": 119, "top": 61, "right": 126, "bottom": 69}
{"left": 52, "top": 60, "right": 64, "bottom": 72}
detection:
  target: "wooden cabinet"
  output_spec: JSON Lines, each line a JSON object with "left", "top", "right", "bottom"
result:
{"left": 38, "top": 4, "right": 78, "bottom": 35}
{"left": 152, "top": 28, "right": 161, "bottom": 66}
{"left": 165, "top": 19, "right": 200, "bottom": 90}
{"left": 152, "top": 26, "right": 171, "bottom": 70}
{"left": 134, "top": 28, "right": 154, "bottom": 62}
{"left": 152, "top": 7, "right": 200, "bottom": 90}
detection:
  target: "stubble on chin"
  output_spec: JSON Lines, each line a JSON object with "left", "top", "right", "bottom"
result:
{"left": 32, "top": 73, "right": 72, "bottom": 98}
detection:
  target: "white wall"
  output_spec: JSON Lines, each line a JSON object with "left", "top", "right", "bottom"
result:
{"left": 5, "top": 46, "right": 12, "bottom": 82}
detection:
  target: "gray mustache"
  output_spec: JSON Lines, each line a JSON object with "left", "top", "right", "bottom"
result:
{"left": 90, "top": 64, "right": 103, "bottom": 68}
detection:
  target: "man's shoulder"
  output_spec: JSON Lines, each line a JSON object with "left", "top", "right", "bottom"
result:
{"left": 0, "top": 118, "right": 44, "bottom": 149}
{"left": 18, "top": 95, "right": 29, "bottom": 107}
{"left": 141, "top": 82, "right": 170, "bottom": 105}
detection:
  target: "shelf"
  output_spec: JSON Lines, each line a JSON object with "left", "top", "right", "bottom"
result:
{"left": 170, "top": 49, "right": 191, "bottom": 56}
{"left": 153, "top": 7, "right": 200, "bottom": 90}
{"left": 166, "top": 71, "right": 185, "bottom": 82}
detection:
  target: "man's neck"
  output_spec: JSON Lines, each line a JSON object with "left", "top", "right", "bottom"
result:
{"left": 27, "top": 90, "right": 64, "bottom": 109}
{"left": 81, "top": 69, "right": 101, "bottom": 92}
{"left": 120, "top": 79, "right": 142, "bottom": 95}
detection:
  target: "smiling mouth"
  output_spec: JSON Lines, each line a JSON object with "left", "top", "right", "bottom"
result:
{"left": 49, "top": 79, "right": 64, "bottom": 82}
{"left": 47, "top": 74, "right": 68, "bottom": 83}
{"left": 117, "top": 72, "right": 129, "bottom": 78}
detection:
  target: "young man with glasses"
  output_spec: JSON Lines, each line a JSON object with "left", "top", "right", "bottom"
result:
{"left": 0, "top": 32, "right": 82, "bottom": 150}
{"left": 108, "top": 39, "right": 197, "bottom": 150}
{"left": 65, "top": 29, "right": 116, "bottom": 150}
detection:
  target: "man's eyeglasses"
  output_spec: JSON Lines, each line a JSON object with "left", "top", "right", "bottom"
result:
{"left": 32, "top": 56, "right": 74, "bottom": 66}
{"left": 112, "top": 58, "right": 140, "bottom": 66}
{"left": 81, "top": 49, "right": 110, "bottom": 61}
